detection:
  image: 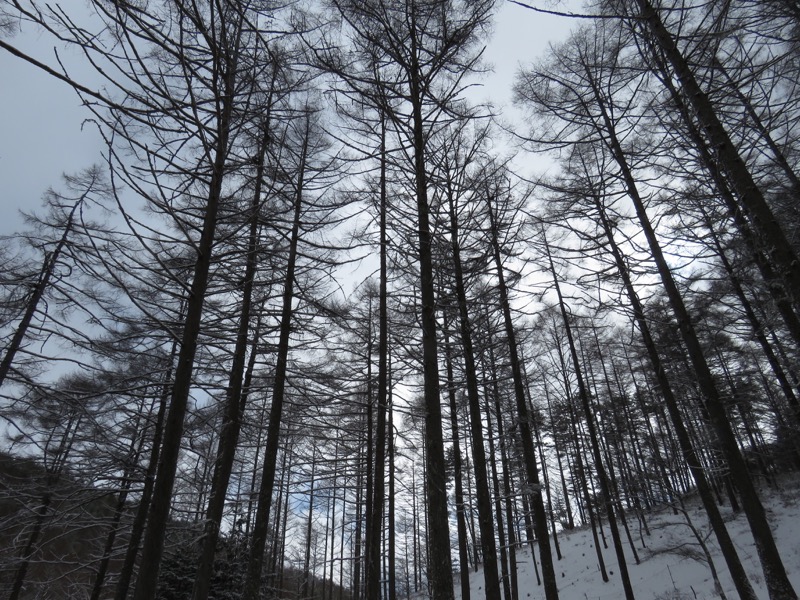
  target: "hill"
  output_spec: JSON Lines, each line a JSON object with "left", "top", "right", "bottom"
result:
{"left": 455, "top": 476, "right": 800, "bottom": 600}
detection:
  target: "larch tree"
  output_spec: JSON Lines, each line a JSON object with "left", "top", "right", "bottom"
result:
{"left": 516, "top": 17, "right": 797, "bottom": 600}
{"left": 312, "top": 1, "right": 498, "bottom": 597}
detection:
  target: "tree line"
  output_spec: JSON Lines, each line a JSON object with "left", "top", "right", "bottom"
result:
{"left": 0, "top": 0, "right": 798, "bottom": 599}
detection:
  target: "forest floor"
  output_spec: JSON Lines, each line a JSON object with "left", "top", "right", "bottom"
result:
{"left": 454, "top": 473, "right": 800, "bottom": 600}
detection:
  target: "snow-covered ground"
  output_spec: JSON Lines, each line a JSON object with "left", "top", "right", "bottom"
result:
{"left": 455, "top": 475, "right": 800, "bottom": 600}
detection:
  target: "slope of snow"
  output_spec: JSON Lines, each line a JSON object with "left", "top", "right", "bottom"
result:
{"left": 455, "top": 475, "right": 800, "bottom": 600}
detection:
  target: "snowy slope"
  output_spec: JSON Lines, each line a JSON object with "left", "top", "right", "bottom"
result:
{"left": 454, "top": 476, "right": 800, "bottom": 600}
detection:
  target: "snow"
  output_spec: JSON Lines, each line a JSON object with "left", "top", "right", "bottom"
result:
{"left": 454, "top": 475, "right": 800, "bottom": 600}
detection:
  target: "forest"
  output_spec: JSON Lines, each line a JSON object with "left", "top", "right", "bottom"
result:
{"left": 0, "top": 0, "right": 798, "bottom": 599}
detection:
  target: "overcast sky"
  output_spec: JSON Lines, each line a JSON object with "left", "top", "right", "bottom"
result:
{"left": 1, "top": 13, "right": 104, "bottom": 238}
{"left": 0, "top": 1, "right": 575, "bottom": 239}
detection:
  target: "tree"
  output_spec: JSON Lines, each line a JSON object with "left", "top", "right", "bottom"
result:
{"left": 541, "top": 228, "right": 636, "bottom": 600}
{"left": 190, "top": 47, "right": 287, "bottom": 600}
{"left": 0, "top": 167, "right": 110, "bottom": 391}
{"left": 481, "top": 165, "right": 559, "bottom": 600}
{"left": 516, "top": 18, "right": 796, "bottom": 599}
{"left": 243, "top": 103, "right": 343, "bottom": 599}
{"left": 432, "top": 121, "right": 502, "bottom": 599}
{"left": 627, "top": 0, "right": 800, "bottom": 336}
{"left": 313, "top": 2, "right": 497, "bottom": 597}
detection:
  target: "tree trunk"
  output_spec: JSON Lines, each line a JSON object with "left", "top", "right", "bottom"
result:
{"left": 443, "top": 322, "right": 472, "bottom": 600}
{"left": 242, "top": 112, "right": 310, "bottom": 599}
{"left": 114, "top": 337, "right": 176, "bottom": 600}
{"left": 388, "top": 366, "right": 398, "bottom": 600}
{"left": 408, "top": 15, "right": 454, "bottom": 596}
{"left": 486, "top": 191, "right": 559, "bottom": 600}
{"left": 485, "top": 341, "right": 520, "bottom": 600}
{"left": 191, "top": 111, "right": 273, "bottom": 600}
{"left": 543, "top": 233, "right": 636, "bottom": 600}
{"left": 90, "top": 401, "right": 151, "bottom": 600}
{"left": 544, "top": 385, "right": 574, "bottom": 531}
{"left": 300, "top": 449, "right": 318, "bottom": 600}
{"left": 636, "top": 0, "right": 800, "bottom": 318}
{"left": 367, "top": 116, "right": 389, "bottom": 600}
{"left": 591, "top": 180, "right": 760, "bottom": 600}
{"left": 484, "top": 396, "right": 513, "bottom": 600}
{"left": 444, "top": 171, "right": 502, "bottom": 599}
{"left": 523, "top": 360, "right": 562, "bottom": 559}
{"left": 131, "top": 27, "right": 238, "bottom": 598}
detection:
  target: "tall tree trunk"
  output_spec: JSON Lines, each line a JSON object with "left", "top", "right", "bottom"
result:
{"left": 485, "top": 191, "right": 558, "bottom": 600}
{"left": 388, "top": 362, "right": 398, "bottom": 600}
{"left": 90, "top": 398, "right": 152, "bottom": 600}
{"left": 544, "top": 384, "right": 574, "bottom": 531}
{"left": 521, "top": 353, "right": 563, "bottom": 558}
{"left": 635, "top": 0, "right": 800, "bottom": 317}
{"left": 485, "top": 340, "right": 520, "bottom": 600}
{"left": 587, "top": 329, "right": 640, "bottom": 565}
{"left": 131, "top": 27, "right": 239, "bottom": 598}
{"left": 367, "top": 116, "right": 389, "bottom": 600}
{"left": 277, "top": 440, "right": 294, "bottom": 595}
{"left": 591, "top": 190, "right": 759, "bottom": 600}
{"left": 301, "top": 448, "right": 318, "bottom": 600}
{"left": 242, "top": 112, "right": 310, "bottom": 599}
{"left": 353, "top": 442, "right": 365, "bottom": 600}
{"left": 408, "top": 12, "right": 454, "bottom": 596}
{"left": 363, "top": 299, "right": 375, "bottom": 600}
{"left": 411, "top": 465, "right": 420, "bottom": 593}
{"left": 484, "top": 394, "right": 512, "bottom": 600}
{"left": 443, "top": 322, "right": 472, "bottom": 600}
{"left": 114, "top": 338, "right": 176, "bottom": 600}
{"left": 553, "top": 331, "right": 607, "bottom": 579}
{"left": 444, "top": 172, "right": 502, "bottom": 599}
{"left": 267, "top": 435, "right": 293, "bottom": 596}
{"left": 192, "top": 106, "right": 274, "bottom": 600}
{"left": 543, "top": 233, "right": 636, "bottom": 600}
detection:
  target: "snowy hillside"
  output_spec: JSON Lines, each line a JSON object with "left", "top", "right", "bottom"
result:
{"left": 455, "top": 476, "right": 800, "bottom": 600}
